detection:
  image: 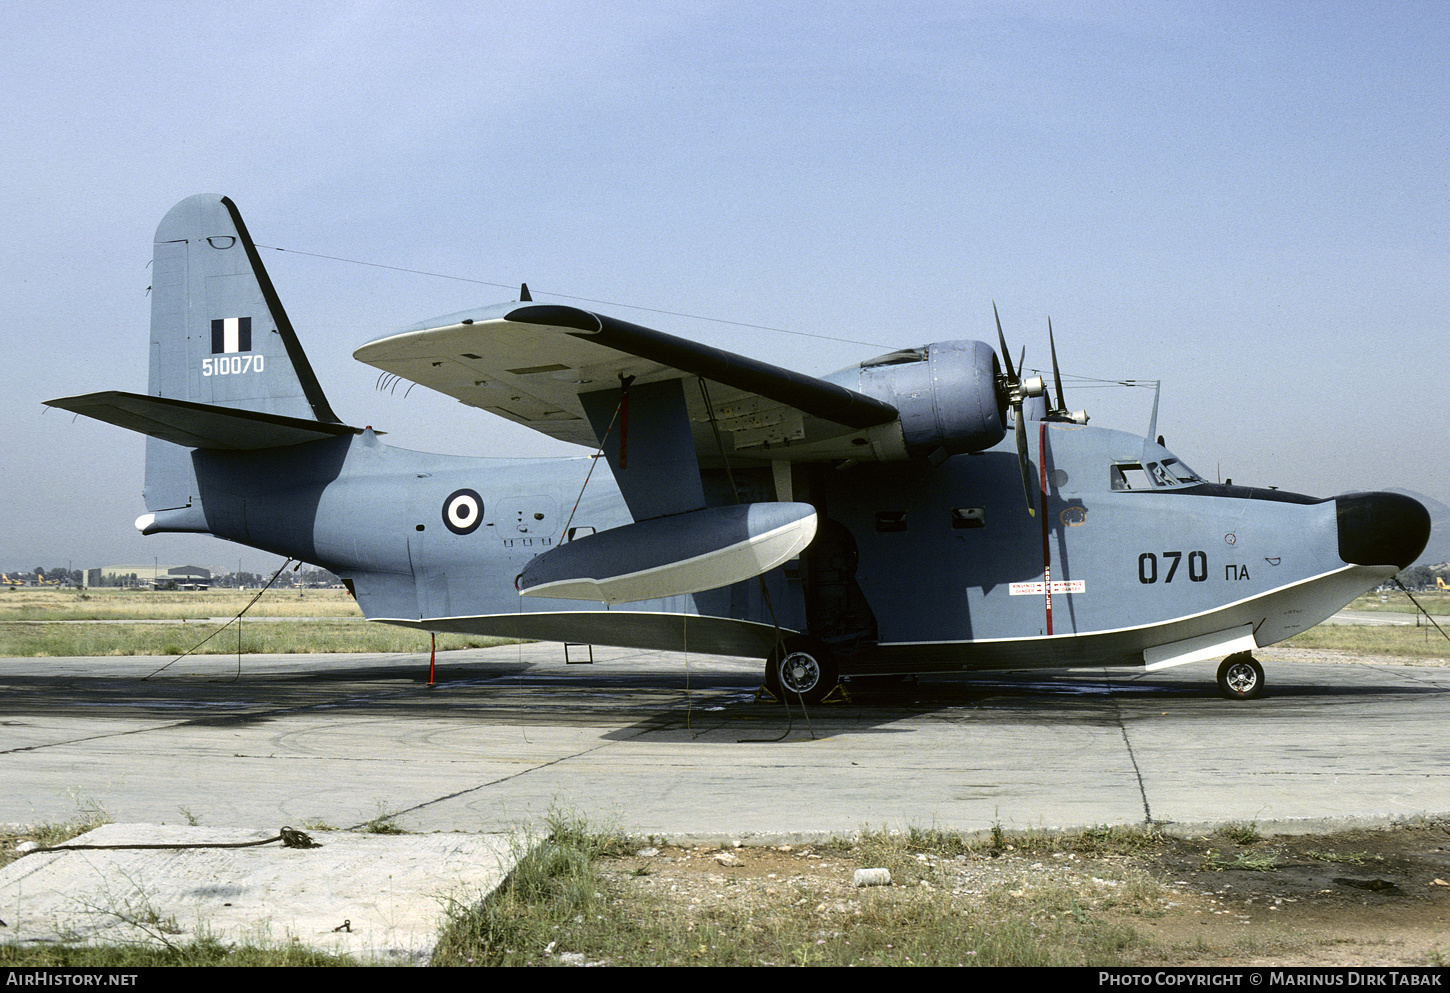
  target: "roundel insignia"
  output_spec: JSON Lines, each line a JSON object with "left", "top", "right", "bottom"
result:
{"left": 442, "top": 489, "right": 484, "bottom": 535}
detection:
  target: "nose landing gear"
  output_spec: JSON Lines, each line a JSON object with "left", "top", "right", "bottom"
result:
{"left": 1217, "top": 652, "right": 1264, "bottom": 700}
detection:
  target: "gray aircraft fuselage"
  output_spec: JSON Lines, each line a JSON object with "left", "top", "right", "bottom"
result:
{"left": 153, "top": 404, "right": 1416, "bottom": 678}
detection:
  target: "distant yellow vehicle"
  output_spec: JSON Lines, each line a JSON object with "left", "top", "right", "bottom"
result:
{"left": 1438, "top": 577, "right": 1449, "bottom": 591}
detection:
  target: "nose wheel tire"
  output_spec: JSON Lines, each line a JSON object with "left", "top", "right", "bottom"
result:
{"left": 765, "top": 639, "right": 839, "bottom": 705}
{"left": 1217, "top": 652, "right": 1264, "bottom": 700}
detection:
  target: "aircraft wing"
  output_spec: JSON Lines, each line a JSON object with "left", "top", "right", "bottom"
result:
{"left": 353, "top": 303, "right": 907, "bottom": 465}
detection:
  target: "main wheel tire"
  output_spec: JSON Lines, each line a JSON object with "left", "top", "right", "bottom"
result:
{"left": 765, "top": 639, "right": 839, "bottom": 705}
{"left": 1217, "top": 652, "right": 1264, "bottom": 700}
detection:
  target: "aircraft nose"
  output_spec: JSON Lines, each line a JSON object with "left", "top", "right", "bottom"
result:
{"left": 1336, "top": 491, "right": 1431, "bottom": 570}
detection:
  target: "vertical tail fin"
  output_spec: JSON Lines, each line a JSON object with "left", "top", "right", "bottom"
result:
{"left": 143, "top": 195, "right": 342, "bottom": 518}
{"left": 47, "top": 195, "right": 356, "bottom": 533}
{"left": 149, "top": 194, "right": 338, "bottom": 422}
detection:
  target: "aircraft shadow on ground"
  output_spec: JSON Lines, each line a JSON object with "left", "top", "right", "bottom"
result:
{"left": 600, "top": 668, "right": 1450, "bottom": 742}
{"left": 2, "top": 662, "right": 1442, "bottom": 743}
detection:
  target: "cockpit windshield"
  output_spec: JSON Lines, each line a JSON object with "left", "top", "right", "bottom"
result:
{"left": 1111, "top": 458, "right": 1205, "bottom": 491}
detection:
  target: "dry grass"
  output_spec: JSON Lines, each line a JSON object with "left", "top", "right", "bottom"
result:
{"left": 433, "top": 818, "right": 1450, "bottom": 968}
{"left": 0, "top": 587, "right": 513, "bottom": 656}
{"left": 0, "top": 619, "right": 510, "bottom": 656}
{"left": 431, "top": 816, "right": 1158, "bottom": 967}
{"left": 1347, "top": 591, "right": 1450, "bottom": 616}
{"left": 0, "top": 587, "right": 362, "bottom": 621}
{"left": 1279, "top": 625, "right": 1450, "bottom": 660}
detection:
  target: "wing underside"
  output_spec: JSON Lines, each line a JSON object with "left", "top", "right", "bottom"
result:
{"left": 353, "top": 303, "right": 905, "bottom": 466}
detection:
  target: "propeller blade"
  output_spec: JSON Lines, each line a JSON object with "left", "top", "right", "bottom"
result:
{"left": 1043, "top": 317, "right": 1088, "bottom": 424}
{"left": 993, "top": 301, "right": 1016, "bottom": 381}
{"left": 1014, "top": 407, "right": 1035, "bottom": 517}
{"left": 1048, "top": 317, "right": 1066, "bottom": 413}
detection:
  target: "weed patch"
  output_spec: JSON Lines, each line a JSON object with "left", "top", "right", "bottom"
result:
{"left": 432, "top": 817, "right": 1158, "bottom": 967}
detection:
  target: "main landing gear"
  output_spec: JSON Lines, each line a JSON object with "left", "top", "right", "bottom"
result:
{"left": 764, "top": 638, "right": 840, "bottom": 705}
{"left": 1216, "top": 652, "right": 1264, "bottom": 700}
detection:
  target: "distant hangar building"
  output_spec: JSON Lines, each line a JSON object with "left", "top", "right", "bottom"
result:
{"left": 90, "top": 565, "right": 212, "bottom": 588}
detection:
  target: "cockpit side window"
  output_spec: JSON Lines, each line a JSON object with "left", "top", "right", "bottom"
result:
{"left": 1111, "top": 463, "right": 1151, "bottom": 490}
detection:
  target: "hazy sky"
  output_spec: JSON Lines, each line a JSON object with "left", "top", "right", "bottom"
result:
{"left": 5, "top": 0, "right": 1447, "bottom": 574}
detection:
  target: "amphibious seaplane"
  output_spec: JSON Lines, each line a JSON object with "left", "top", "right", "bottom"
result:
{"left": 48, "top": 195, "right": 1430, "bottom": 702}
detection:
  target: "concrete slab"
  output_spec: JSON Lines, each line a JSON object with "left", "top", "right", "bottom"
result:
{"left": 0, "top": 823, "right": 515, "bottom": 961}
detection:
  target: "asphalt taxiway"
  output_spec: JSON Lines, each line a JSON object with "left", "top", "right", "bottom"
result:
{"left": 4, "top": 642, "right": 1448, "bottom": 839}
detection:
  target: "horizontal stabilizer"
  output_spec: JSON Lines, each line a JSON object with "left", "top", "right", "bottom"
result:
{"left": 519, "top": 502, "right": 818, "bottom": 604}
{"left": 45, "top": 391, "right": 361, "bottom": 450}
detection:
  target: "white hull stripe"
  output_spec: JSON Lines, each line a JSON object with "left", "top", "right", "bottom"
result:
{"left": 879, "top": 563, "right": 1393, "bottom": 648}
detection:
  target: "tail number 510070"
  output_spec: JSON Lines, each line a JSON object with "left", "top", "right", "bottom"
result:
{"left": 1138, "top": 550, "right": 1207, "bottom": 584}
{"left": 202, "top": 355, "right": 264, "bottom": 376}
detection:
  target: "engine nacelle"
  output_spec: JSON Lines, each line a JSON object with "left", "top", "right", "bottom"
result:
{"left": 848, "top": 340, "right": 1007, "bottom": 460}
